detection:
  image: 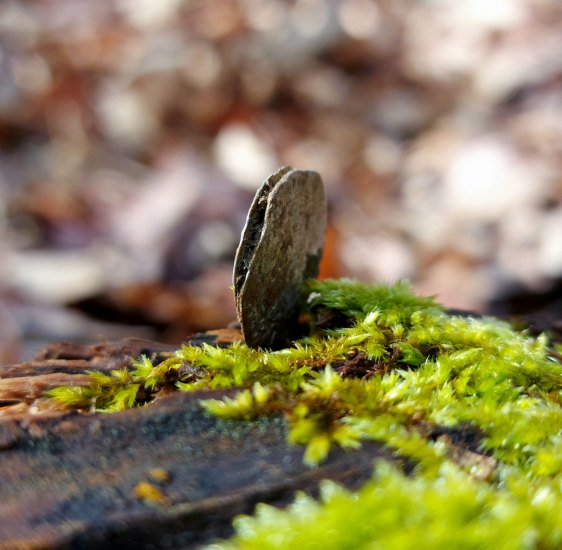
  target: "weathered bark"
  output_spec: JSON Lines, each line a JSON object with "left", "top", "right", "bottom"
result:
{"left": 0, "top": 336, "right": 402, "bottom": 549}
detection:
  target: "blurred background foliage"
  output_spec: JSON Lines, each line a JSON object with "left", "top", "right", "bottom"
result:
{"left": 1, "top": 0, "right": 562, "bottom": 361}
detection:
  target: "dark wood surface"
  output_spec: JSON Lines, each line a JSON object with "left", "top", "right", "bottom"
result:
{"left": 0, "top": 336, "right": 400, "bottom": 549}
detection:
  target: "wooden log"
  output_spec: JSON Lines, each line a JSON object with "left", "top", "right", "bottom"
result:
{"left": 0, "top": 336, "right": 402, "bottom": 548}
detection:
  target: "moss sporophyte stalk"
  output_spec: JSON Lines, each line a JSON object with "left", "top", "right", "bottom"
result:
{"left": 46, "top": 279, "right": 562, "bottom": 548}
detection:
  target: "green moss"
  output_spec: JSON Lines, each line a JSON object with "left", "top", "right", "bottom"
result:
{"left": 219, "top": 462, "right": 562, "bottom": 550}
{"left": 45, "top": 279, "right": 562, "bottom": 548}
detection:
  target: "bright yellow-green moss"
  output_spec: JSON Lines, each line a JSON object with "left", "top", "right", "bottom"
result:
{"left": 46, "top": 279, "right": 562, "bottom": 548}
{"left": 219, "top": 462, "right": 562, "bottom": 550}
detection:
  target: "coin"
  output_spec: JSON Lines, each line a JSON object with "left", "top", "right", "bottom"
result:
{"left": 233, "top": 167, "right": 327, "bottom": 349}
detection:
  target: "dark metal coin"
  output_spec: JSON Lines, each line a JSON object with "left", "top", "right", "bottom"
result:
{"left": 233, "top": 167, "right": 327, "bottom": 349}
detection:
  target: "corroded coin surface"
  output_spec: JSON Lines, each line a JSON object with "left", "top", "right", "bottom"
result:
{"left": 233, "top": 167, "right": 327, "bottom": 349}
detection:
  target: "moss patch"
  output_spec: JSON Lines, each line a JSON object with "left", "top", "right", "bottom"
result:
{"left": 47, "top": 279, "right": 562, "bottom": 548}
